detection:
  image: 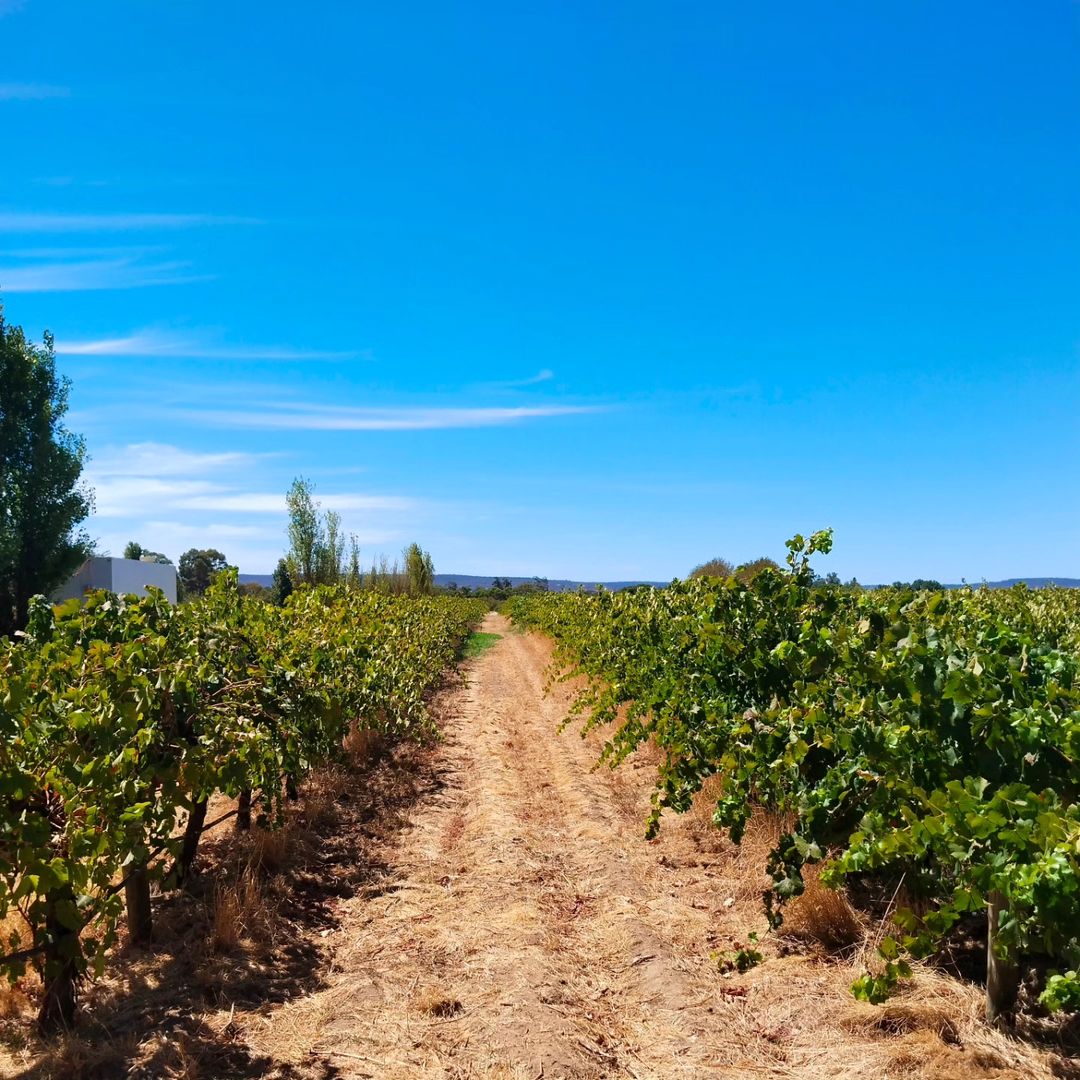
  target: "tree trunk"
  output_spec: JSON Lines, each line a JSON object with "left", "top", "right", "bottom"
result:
{"left": 236, "top": 789, "right": 252, "bottom": 831}
{"left": 986, "top": 889, "right": 1020, "bottom": 1024}
{"left": 285, "top": 775, "right": 299, "bottom": 802}
{"left": 37, "top": 889, "right": 79, "bottom": 1032}
{"left": 171, "top": 798, "right": 208, "bottom": 885}
{"left": 124, "top": 864, "right": 153, "bottom": 945}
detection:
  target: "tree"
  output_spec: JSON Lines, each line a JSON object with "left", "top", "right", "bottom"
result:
{"left": 123, "top": 540, "right": 171, "bottom": 564}
{"left": 284, "top": 477, "right": 350, "bottom": 586}
{"left": 0, "top": 306, "right": 94, "bottom": 638}
{"left": 177, "top": 548, "right": 229, "bottom": 598}
{"left": 346, "top": 534, "right": 362, "bottom": 590}
{"left": 317, "top": 509, "right": 345, "bottom": 585}
{"left": 734, "top": 556, "right": 780, "bottom": 583}
{"left": 689, "top": 557, "right": 734, "bottom": 580}
{"left": 403, "top": 542, "right": 435, "bottom": 596}
{"left": 515, "top": 576, "right": 549, "bottom": 595}
{"left": 271, "top": 558, "right": 293, "bottom": 605}
{"left": 489, "top": 576, "right": 512, "bottom": 601}
{"left": 286, "top": 477, "right": 323, "bottom": 584}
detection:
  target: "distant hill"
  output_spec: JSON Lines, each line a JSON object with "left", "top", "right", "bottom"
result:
{"left": 238, "top": 572, "right": 667, "bottom": 592}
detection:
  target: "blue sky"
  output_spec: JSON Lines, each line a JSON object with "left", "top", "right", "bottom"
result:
{"left": 2, "top": 2, "right": 1078, "bottom": 582}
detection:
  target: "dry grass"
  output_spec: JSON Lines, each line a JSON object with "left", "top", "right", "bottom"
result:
{"left": 297, "top": 788, "right": 336, "bottom": 830}
{"left": 687, "top": 771, "right": 726, "bottom": 834}
{"left": 413, "top": 987, "right": 464, "bottom": 1018}
{"left": 0, "top": 740, "right": 422, "bottom": 1080}
{"left": 781, "top": 863, "right": 865, "bottom": 953}
{"left": 11, "top": 1031, "right": 143, "bottom": 1080}
{"left": 701, "top": 953, "right": 1070, "bottom": 1079}
{"left": 686, "top": 789, "right": 864, "bottom": 953}
{"left": 0, "top": 911, "right": 37, "bottom": 1026}
{"left": 839, "top": 968, "right": 1061, "bottom": 1079}
{"left": 247, "top": 824, "right": 289, "bottom": 873}
{"left": 207, "top": 871, "right": 275, "bottom": 954}
{"left": 343, "top": 724, "right": 385, "bottom": 766}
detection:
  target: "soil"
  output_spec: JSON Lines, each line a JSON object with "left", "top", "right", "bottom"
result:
{"left": 3, "top": 615, "right": 1075, "bottom": 1079}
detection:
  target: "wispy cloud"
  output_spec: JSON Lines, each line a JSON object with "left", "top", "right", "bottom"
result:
{"left": 500, "top": 369, "right": 555, "bottom": 388}
{"left": 0, "top": 211, "right": 259, "bottom": 232}
{"left": 56, "top": 329, "right": 358, "bottom": 361}
{"left": 0, "top": 245, "right": 164, "bottom": 259}
{"left": 179, "top": 402, "right": 605, "bottom": 431}
{"left": 88, "top": 477, "right": 226, "bottom": 516}
{"left": 474, "top": 369, "right": 556, "bottom": 392}
{"left": 84, "top": 442, "right": 415, "bottom": 519}
{"left": 0, "top": 83, "right": 69, "bottom": 101}
{"left": 33, "top": 178, "right": 111, "bottom": 188}
{"left": 87, "top": 475, "right": 415, "bottom": 517}
{"left": 180, "top": 492, "right": 414, "bottom": 514}
{"left": 89, "top": 442, "right": 269, "bottom": 478}
{"left": 141, "top": 521, "right": 276, "bottom": 540}
{"left": 0, "top": 255, "right": 209, "bottom": 292}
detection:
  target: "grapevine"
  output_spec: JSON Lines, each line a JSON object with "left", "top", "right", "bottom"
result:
{"left": 508, "top": 533, "right": 1080, "bottom": 1023}
{"left": 0, "top": 573, "right": 484, "bottom": 1029}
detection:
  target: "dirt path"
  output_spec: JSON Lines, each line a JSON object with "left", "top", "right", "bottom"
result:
{"left": 250, "top": 614, "right": 748, "bottom": 1078}
{"left": 250, "top": 616, "right": 1055, "bottom": 1080}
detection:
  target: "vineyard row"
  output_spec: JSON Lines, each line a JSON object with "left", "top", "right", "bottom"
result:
{"left": 507, "top": 532, "right": 1080, "bottom": 1022}
{"left": 0, "top": 574, "right": 485, "bottom": 1029}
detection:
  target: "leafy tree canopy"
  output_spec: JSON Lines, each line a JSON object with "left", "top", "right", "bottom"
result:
{"left": 689, "top": 556, "right": 781, "bottom": 584}
{"left": 689, "top": 557, "right": 734, "bottom": 580}
{"left": 0, "top": 304, "right": 93, "bottom": 637}
{"left": 123, "top": 541, "right": 172, "bottom": 564}
{"left": 404, "top": 542, "right": 435, "bottom": 596}
{"left": 177, "top": 548, "right": 230, "bottom": 598}
{"left": 271, "top": 558, "right": 293, "bottom": 606}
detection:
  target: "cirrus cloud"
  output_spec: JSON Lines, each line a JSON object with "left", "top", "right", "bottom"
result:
{"left": 179, "top": 402, "right": 605, "bottom": 431}
{"left": 0, "top": 255, "right": 208, "bottom": 292}
{"left": 0, "top": 211, "right": 260, "bottom": 232}
{"left": 56, "top": 328, "right": 358, "bottom": 361}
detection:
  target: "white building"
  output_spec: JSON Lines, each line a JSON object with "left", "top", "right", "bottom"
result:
{"left": 51, "top": 556, "right": 178, "bottom": 605}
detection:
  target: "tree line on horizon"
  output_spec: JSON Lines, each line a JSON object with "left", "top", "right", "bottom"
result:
{"left": 688, "top": 554, "right": 943, "bottom": 592}
{"left": 123, "top": 477, "right": 439, "bottom": 605}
